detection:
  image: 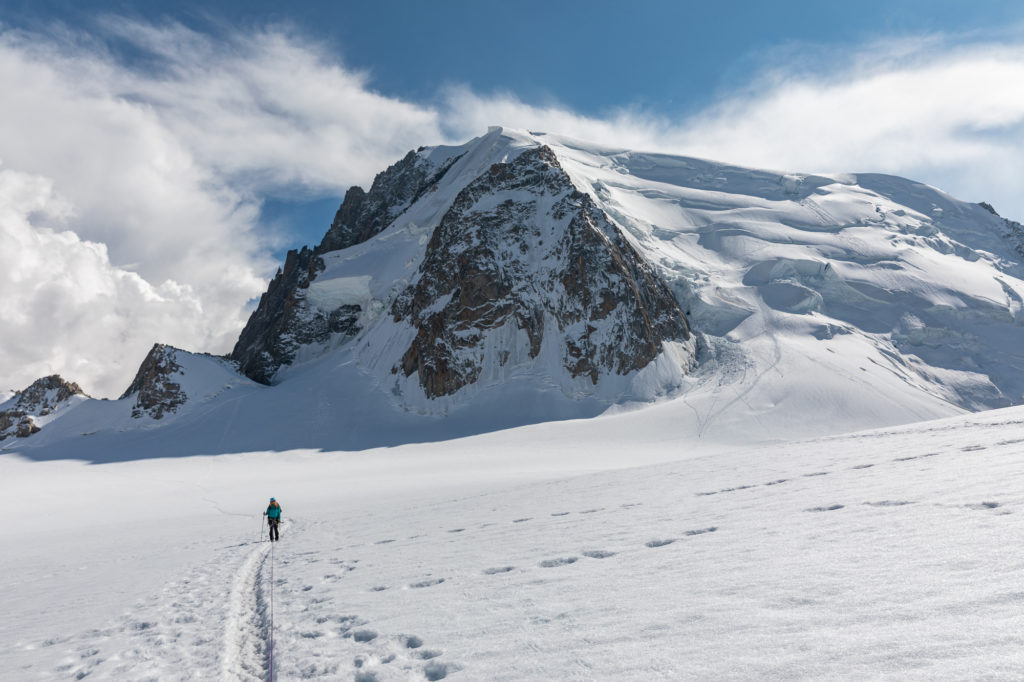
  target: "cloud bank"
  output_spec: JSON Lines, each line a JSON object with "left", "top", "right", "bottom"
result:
{"left": 1, "top": 20, "right": 1023, "bottom": 397}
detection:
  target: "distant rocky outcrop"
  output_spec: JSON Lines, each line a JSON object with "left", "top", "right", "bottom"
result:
{"left": 0, "top": 375, "right": 86, "bottom": 440}
{"left": 391, "top": 145, "right": 692, "bottom": 398}
{"left": 121, "top": 344, "right": 189, "bottom": 419}
{"left": 979, "top": 202, "right": 1024, "bottom": 264}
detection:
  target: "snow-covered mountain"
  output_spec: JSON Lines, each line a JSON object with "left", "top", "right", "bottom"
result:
{"left": 5, "top": 127, "right": 1024, "bottom": 457}
{"left": 0, "top": 375, "right": 87, "bottom": 440}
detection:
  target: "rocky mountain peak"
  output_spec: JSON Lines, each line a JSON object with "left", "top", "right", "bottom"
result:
{"left": 121, "top": 344, "right": 188, "bottom": 419}
{"left": 0, "top": 374, "right": 86, "bottom": 440}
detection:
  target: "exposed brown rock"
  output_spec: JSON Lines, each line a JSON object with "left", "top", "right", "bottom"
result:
{"left": 391, "top": 145, "right": 691, "bottom": 398}
{"left": 121, "top": 344, "right": 187, "bottom": 419}
{"left": 0, "top": 374, "right": 86, "bottom": 440}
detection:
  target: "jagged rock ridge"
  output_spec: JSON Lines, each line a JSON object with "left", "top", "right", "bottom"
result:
{"left": 319, "top": 150, "right": 463, "bottom": 253}
{"left": 229, "top": 247, "right": 361, "bottom": 384}
{"left": 232, "top": 148, "right": 464, "bottom": 384}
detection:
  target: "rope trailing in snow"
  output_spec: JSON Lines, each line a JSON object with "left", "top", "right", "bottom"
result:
{"left": 269, "top": 539, "right": 275, "bottom": 682}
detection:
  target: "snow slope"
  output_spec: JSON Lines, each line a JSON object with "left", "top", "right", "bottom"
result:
{"left": 9, "top": 128, "right": 1024, "bottom": 457}
{"left": 5, "top": 405, "right": 1024, "bottom": 679}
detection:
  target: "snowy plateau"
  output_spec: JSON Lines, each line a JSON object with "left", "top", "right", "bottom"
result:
{"left": 4, "top": 127, "right": 1024, "bottom": 680}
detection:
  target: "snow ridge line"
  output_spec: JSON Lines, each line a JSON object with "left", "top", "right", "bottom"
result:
{"left": 222, "top": 542, "right": 272, "bottom": 682}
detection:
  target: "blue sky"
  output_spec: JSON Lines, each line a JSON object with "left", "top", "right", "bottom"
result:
{"left": 8, "top": 1, "right": 1024, "bottom": 116}
{"left": 2, "top": 0, "right": 1024, "bottom": 395}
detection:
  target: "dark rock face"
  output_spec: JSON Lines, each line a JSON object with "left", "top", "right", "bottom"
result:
{"left": 0, "top": 375, "right": 86, "bottom": 440}
{"left": 1005, "top": 217, "right": 1024, "bottom": 261}
{"left": 319, "top": 150, "right": 462, "bottom": 253}
{"left": 121, "top": 344, "right": 188, "bottom": 419}
{"left": 978, "top": 202, "right": 1024, "bottom": 260}
{"left": 391, "top": 145, "right": 692, "bottom": 398}
{"left": 232, "top": 147, "right": 464, "bottom": 385}
{"left": 230, "top": 247, "right": 361, "bottom": 384}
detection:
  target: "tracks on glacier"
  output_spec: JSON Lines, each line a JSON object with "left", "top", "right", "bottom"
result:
{"left": 222, "top": 542, "right": 274, "bottom": 681}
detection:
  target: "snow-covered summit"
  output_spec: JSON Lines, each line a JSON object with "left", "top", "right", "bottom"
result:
{"left": 7, "top": 127, "right": 1024, "bottom": 457}
{"left": 232, "top": 128, "right": 697, "bottom": 410}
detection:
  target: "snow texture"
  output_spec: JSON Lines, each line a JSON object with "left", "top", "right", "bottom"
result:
{"left": 5, "top": 405, "right": 1024, "bottom": 679}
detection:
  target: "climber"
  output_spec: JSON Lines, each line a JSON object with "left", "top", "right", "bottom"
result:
{"left": 265, "top": 497, "right": 282, "bottom": 541}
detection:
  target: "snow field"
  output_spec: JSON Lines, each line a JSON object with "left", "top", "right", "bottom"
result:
{"left": 8, "top": 406, "right": 1024, "bottom": 679}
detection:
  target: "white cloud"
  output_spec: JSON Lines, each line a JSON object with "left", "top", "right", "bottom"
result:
{"left": 0, "top": 20, "right": 444, "bottom": 396}
{"left": 0, "top": 168, "right": 225, "bottom": 396}
{"left": 2, "top": 20, "right": 1023, "bottom": 397}
{"left": 439, "top": 41, "right": 1024, "bottom": 220}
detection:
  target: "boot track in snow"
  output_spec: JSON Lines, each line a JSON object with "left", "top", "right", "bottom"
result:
{"left": 223, "top": 542, "right": 274, "bottom": 681}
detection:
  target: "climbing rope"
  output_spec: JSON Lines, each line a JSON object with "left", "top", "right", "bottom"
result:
{"left": 269, "top": 538, "right": 276, "bottom": 681}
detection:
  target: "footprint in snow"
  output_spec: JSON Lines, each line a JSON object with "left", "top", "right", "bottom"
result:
{"left": 646, "top": 539, "right": 676, "bottom": 548}
{"left": 805, "top": 505, "right": 844, "bottom": 512}
{"left": 352, "top": 629, "right": 378, "bottom": 643}
{"left": 513, "top": 518, "right": 532, "bottom": 523}
{"left": 336, "top": 615, "right": 366, "bottom": 634}
{"left": 447, "top": 528, "right": 465, "bottom": 533}
{"left": 803, "top": 472, "right": 829, "bottom": 477}
{"left": 401, "top": 634, "right": 424, "bottom": 648}
{"left": 893, "top": 456, "right": 919, "bottom": 462}
{"left": 683, "top": 526, "right": 717, "bottom": 536}
{"left": 580, "top": 508, "right": 604, "bottom": 514}
{"left": 864, "top": 500, "right": 915, "bottom": 507}
{"left": 550, "top": 512, "right": 570, "bottom": 517}
{"left": 851, "top": 464, "right": 874, "bottom": 470}
{"left": 763, "top": 479, "right": 789, "bottom": 486}
{"left": 424, "top": 660, "right": 462, "bottom": 680}
{"left": 483, "top": 566, "right": 516, "bottom": 575}
{"left": 966, "top": 501, "right": 1001, "bottom": 510}
{"left": 374, "top": 539, "right": 395, "bottom": 545}
{"left": 409, "top": 578, "right": 446, "bottom": 588}
{"left": 582, "top": 550, "right": 616, "bottom": 559}
{"left": 370, "top": 585, "right": 389, "bottom": 592}
{"left": 539, "top": 557, "right": 578, "bottom": 567}
{"left": 416, "top": 649, "right": 444, "bottom": 660}
{"left": 962, "top": 445, "right": 987, "bottom": 452}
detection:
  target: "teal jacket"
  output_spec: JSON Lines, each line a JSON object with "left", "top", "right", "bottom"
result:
{"left": 266, "top": 503, "right": 282, "bottom": 520}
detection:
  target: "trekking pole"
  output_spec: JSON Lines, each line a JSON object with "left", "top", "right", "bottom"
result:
{"left": 260, "top": 514, "right": 266, "bottom": 543}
